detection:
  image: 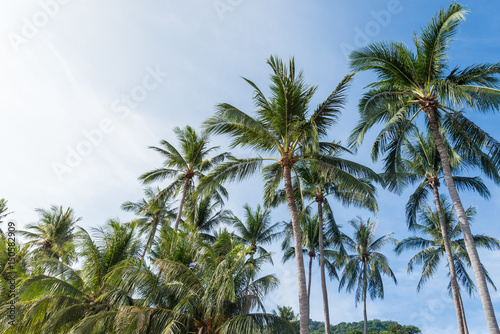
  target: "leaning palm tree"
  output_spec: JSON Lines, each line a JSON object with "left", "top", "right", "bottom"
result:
{"left": 339, "top": 217, "right": 397, "bottom": 334}
{"left": 20, "top": 205, "right": 80, "bottom": 264}
{"left": 348, "top": 4, "right": 500, "bottom": 331}
{"left": 395, "top": 197, "right": 500, "bottom": 333}
{"left": 139, "top": 125, "right": 230, "bottom": 231}
{"left": 385, "top": 129, "right": 491, "bottom": 333}
{"left": 122, "top": 187, "right": 176, "bottom": 259}
{"left": 201, "top": 55, "right": 377, "bottom": 333}
{"left": 231, "top": 204, "right": 281, "bottom": 257}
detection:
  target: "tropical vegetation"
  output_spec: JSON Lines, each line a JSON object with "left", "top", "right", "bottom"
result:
{"left": 2, "top": 3, "right": 500, "bottom": 334}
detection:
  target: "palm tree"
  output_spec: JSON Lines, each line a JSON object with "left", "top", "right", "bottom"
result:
{"left": 139, "top": 125, "right": 230, "bottom": 231}
{"left": 231, "top": 204, "right": 281, "bottom": 257}
{"left": 2, "top": 220, "right": 141, "bottom": 333}
{"left": 105, "top": 232, "right": 295, "bottom": 334}
{"left": 202, "top": 55, "right": 377, "bottom": 333}
{"left": 20, "top": 205, "right": 80, "bottom": 264}
{"left": 348, "top": 4, "right": 500, "bottom": 331}
{"left": 122, "top": 187, "right": 176, "bottom": 259}
{"left": 339, "top": 217, "right": 397, "bottom": 334}
{"left": 385, "top": 129, "right": 491, "bottom": 333}
{"left": 272, "top": 305, "right": 299, "bottom": 333}
{"left": 184, "top": 194, "right": 234, "bottom": 237}
{"left": 292, "top": 149, "right": 377, "bottom": 334}
{"left": 395, "top": 197, "right": 500, "bottom": 333}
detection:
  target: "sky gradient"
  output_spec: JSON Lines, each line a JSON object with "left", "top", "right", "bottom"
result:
{"left": 2, "top": 1, "right": 500, "bottom": 333}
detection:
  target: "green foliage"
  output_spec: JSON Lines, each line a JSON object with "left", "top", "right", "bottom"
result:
{"left": 309, "top": 319, "right": 421, "bottom": 334}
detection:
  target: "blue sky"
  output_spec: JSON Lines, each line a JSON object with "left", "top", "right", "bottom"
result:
{"left": 2, "top": 1, "right": 500, "bottom": 333}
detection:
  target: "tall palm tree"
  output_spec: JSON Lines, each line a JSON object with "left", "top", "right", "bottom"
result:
{"left": 292, "top": 149, "right": 377, "bottom": 334}
{"left": 348, "top": 4, "right": 500, "bottom": 331}
{"left": 20, "top": 205, "right": 80, "bottom": 264}
{"left": 339, "top": 217, "right": 397, "bottom": 334}
{"left": 2, "top": 220, "right": 141, "bottom": 333}
{"left": 201, "top": 55, "right": 376, "bottom": 333}
{"left": 122, "top": 187, "right": 176, "bottom": 259}
{"left": 231, "top": 204, "right": 281, "bottom": 257}
{"left": 385, "top": 129, "right": 491, "bottom": 333}
{"left": 139, "top": 125, "right": 230, "bottom": 231}
{"left": 395, "top": 197, "right": 500, "bottom": 333}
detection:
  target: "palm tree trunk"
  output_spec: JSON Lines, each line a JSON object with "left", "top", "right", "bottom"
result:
{"left": 425, "top": 106, "right": 500, "bottom": 333}
{"left": 431, "top": 184, "right": 466, "bottom": 334}
{"left": 317, "top": 202, "right": 332, "bottom": 334}
{"left": 363, "top": 260, "right": 368, "bottom": 334}
{"left": 308, "top": 253, "right": 313, "bottom": 312}
{"left": 141, "top": 216, "right": 159, "bottom": 259}
{"left": 283, "top": 164, "right": 309, "bottom": 334}
{"left": 173, "top": 178, "right": 190, "bottom": 231}
{"left": 458, "top": 291, "right": 470, "bottom": 334}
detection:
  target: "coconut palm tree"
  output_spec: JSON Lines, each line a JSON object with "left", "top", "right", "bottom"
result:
{"left": 122, "top": 187, "right": 176, "bottom": 259}
{"left": 348, "top": 4, "right": 500, "bottom": 331}
{"left": 201, "top": 55, "right": 377, "bottom": 333}
{"left": 139, "top": 125, "right": 230, "bottom": 231}
{"left": 272, "top": 305, "right": 299, "bottom": 333}
{"left": 20, "top": 206, "right": 80, "bottom": 264}
{"left": 384, "top": 129, "right": 492, "bottom": 333}
{"left": 105, "top": 232, "right": 295, "bottom": 334}
{"left": 291, "top": 149, "right": 377, "bottom": 334}
{"left": 2, "top": 220, "right": 141, "bottom": 334}
{"left": 230, "top": 204, "right": 281, "bottom": 258}
{"left": 395, "top": 197, "right": 500, "bottom": 333}
{"left": 184, "top": 194, "right": 234, "bottom": 237}
{"left": 339, "top": 217, "right": 397, "bottom": 334}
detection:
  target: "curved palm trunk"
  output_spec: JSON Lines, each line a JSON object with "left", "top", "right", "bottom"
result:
{"left": 283, "top": 164, "right": 309, "bottom": 334}
{"left": 173, "top": 178, "right": 190, "bottom": 231}
{"left": 317, "top": 202, "right": 332, "bottom": 334}
{"left": 363, "top": 260, "right": 368, "bottom": 334}
{"left": 431, "top": 183, "right": 466, "bottom": 334}
{"left": 141, "top": 216, "right": 159, "bottom": 259}
{"left": 424, "top": 105, "right": 499, "bottom": 333}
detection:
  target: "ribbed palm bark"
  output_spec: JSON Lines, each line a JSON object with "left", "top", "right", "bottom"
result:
{"left": 458, "top": 292, "right": 470, "bottom": 334}
{"left": 430, "top": 180, "right": 465, "bottom": 334}
{"left": 423, "top": 100, "right": 500, "bottom": 334}
{"left": 308, "top": 252, "right": 313, "bottom": 313}
{"left": 283, "top": 162, "right": 309, "bottom": 334}
{"left": 317, "top": 200, "right": 332, "bottom": 334}
{"left": 363, "top": 260, "right": 368, "bottom": 334}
